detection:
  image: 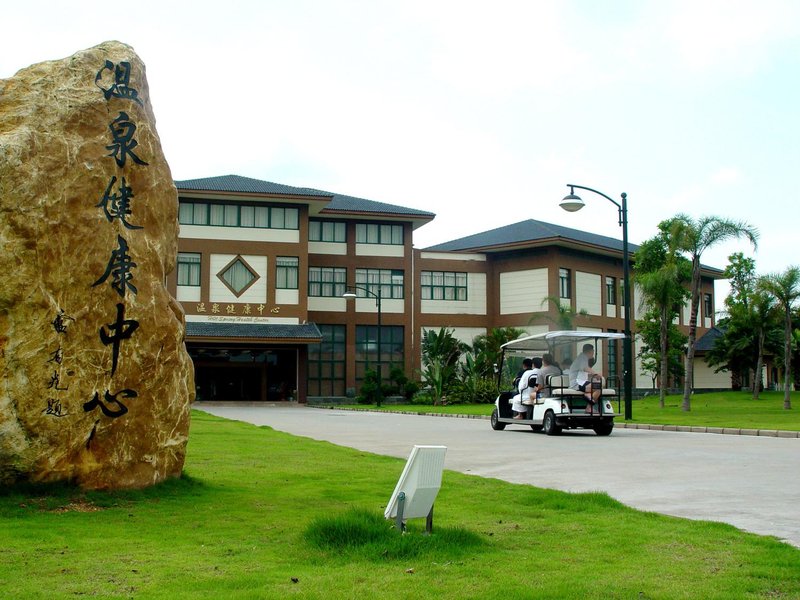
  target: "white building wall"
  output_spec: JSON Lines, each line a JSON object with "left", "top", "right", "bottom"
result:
{"left": 355, "top": 244, "right": 404, "bottom": 257}
{"left": 308, "top": 241, "right": 347, "bottom": 256}
{"left": 275, "top": 289, "right": 299, "bottom": 305}
{"left": 419, "top": 252, "right": 486, "bottom": 262}
{"left": 308, "top": 297, "right": 347, "bottom": 312}
{"left": 421, "top": 273, "right": 487, "bottom": 315}
{"left": 177, "top": 285, "right": 201, "bottom": 302}
{"left": 209, "top": 254, "right": 268, "bottom": 304}
{"left": 575, "top": 272, "right": 602, "bottom": 316}
{"left": 354, "top": 297, "right": 405, "bottom": 314}
{"left": 499, "top": 268, "right": 548, "bottom": 314}
{"left": 180, "top": 225, "right": 299, "bottom": 244}
{"left": 694, "top": 358, "right": 731, "bottom": 388}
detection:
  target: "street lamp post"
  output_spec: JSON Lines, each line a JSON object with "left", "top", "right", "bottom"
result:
{"left": 560, "top": 184, "right": 633, "bottom": 420}
{"left": 343, "top": 284, "right": 383, "bottom": 407}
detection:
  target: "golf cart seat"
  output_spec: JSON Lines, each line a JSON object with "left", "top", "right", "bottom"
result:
{"left": 547, "top": 374, "right": 617, "bottom": 397}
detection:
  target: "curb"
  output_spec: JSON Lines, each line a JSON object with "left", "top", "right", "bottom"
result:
{"left": 307, "top": 405, "right": 800, "bottom": 438}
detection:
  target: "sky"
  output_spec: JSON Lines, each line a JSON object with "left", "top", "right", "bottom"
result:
{"left": 2, "top": 0, "right": 798, "bottom": 310}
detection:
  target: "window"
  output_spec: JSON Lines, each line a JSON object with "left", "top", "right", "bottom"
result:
{"left": 421, "top": 271, "right": 467, "bottom": 301}
{"left": 605, "top": 276, "right": 617, "bottom": 305}
{"left": 307, "top": 325, "right": 346, "bottom": 396}
{"left": 355, "top": 325, "right": 404, "bottom": 386}
{"left": 308, "top": 267, "right": 347, "bottom": 297}
{"left": 177, "top": 253, "right": 201, "bottom": 286}
{"left": 310, "top": 220, "right": 346, "bottom": 242}
{"left": 276, "top": 257, "right": 299, "bottom": 289}
{"left": 607, "top": 330, "right": 619, "bottom": 385}
{"left": 355, "top": 268, "right": 404, "bottom": 299}
{"left": 178, "top": 201, "right": 299, "bottom": 230}
{"left": 217, "top": 256, "right": 259, "bottom": 297}
{"left": 355, "top": 223, "right": 403, "bottom": 245}
{"left": 559, "top": 268, "right": 571, "bottom": 299}
{"left": 704, "top": 293, "right": 713, "bottom": 318}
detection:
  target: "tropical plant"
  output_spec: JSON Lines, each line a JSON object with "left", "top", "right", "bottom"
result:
{"left": 759, "top": 267, "right": 800, "bottom": 409}
{"left": 633, "top": 232, "right": 691, "bottom": 407}
{"left": 470, "top": 326, "right": 525, "bottom": 379}
{"left": 537, "top": 295, "right": 588, "bottom": 330}
{"left": 420, "top": 327, "right": 465, "bottom": 405}
{"left": 665, "top": 215, "right": 759, "bottom": 411}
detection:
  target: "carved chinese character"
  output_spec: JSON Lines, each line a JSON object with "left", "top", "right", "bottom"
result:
{"left": 212, "top": 303, "right": 220, "bottom": 314}
{"left": 226, "top": 304, "right": 235, "bottom": 315}
{"left": 83, "top": 388, "right": 137, "bottom": 418}
{"left": 243, "top": 304, "right": 251, "bottom": 315}
{"left": 196, "top": 302, "right": 206, "bottom": 313}
{"left": 99, "top": 303, "right": 139, "bottom": 377}
{"left": 47, "top": 370, "right": 69, "bottom": 391}
{"left": 43, "top": 398, "right": 68, "bottom": 418}
{"left": 95, "top": 60, "right": 143, "bottom": 105}
{"left": 52, "top": 310, "right": 74, "bottom": 334}
{"left": 47, "top": 347, "right": 64, "bottom": 364}
{"left": 106, "top": 111, "right": 148, "bottom": 167}
{"left": 97, "top": 176, "right": 142, "bottom": 230}
{"left": 93, "top": 235, "right": 137, "bottom": 298}
{"left": 257, "top": 304, "right": 265, "bottom": 315}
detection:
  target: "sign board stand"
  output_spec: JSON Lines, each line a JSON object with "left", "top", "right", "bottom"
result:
{"left": 384, "top": 445, "right": 446, "bottom": 533}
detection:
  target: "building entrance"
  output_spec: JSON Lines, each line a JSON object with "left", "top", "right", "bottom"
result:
{"left": 189, "top": 346, "right": 298, "bottom": 402}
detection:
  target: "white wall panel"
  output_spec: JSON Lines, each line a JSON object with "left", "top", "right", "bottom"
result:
{"left": 180, "top": 225, "right": 299, "bottom": 244}
{"left": 355, "top": 244, "right": 404, "bottom": 257}
{"left": 499, "top": 268, "right": 548, "bottom": 315}
{"left": 576, "top": 272, "right": 602, "bottom": 316}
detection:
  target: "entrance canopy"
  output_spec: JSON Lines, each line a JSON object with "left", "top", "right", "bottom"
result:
{"left": 186, "top": 321, "right": 322, "bottom": 345}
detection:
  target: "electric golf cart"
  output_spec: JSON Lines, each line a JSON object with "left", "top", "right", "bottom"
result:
{"left": 490, "top": 330, "right": 626, "bottom": 436}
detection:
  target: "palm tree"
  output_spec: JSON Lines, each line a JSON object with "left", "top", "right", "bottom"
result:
{"left": 537, "top": 295, "right": 588, "bottom": 331}
{"left": 748, "top": 287, "right": 780, "bottom": 400}
{"left": 667, "top": 215, "right": 759, "bottom": 411}
{"left": 759, "top": 267, "right": 800, "bottom": 409}
{"left": 420, "top": 327, "right": 464, "bottom": 405}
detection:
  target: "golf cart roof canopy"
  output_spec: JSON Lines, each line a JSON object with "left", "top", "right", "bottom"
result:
{"left": 500, "top": 330, "right": 627, "bottom": 354}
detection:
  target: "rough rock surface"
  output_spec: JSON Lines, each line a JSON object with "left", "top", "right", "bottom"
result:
{"left": 0, "top": 41, "right": 194, "bottom": 489}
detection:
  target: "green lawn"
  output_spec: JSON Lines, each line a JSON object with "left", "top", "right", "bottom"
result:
{"left": 320, "top": 390, "right": 800, "bottom": 431}
{"left": 2, "top": 410, "right": 799, "bottom": 599}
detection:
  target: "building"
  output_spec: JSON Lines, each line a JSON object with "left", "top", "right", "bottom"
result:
{"left": 170, "top": 174, "right": 725, "bottom": 402}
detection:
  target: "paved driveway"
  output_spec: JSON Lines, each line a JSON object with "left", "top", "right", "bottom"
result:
{"left": 195, "top": 403, "right": 800, "bottom": 547}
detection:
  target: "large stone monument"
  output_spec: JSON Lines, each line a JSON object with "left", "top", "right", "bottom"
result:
{"left": 0, "top": 41, "right": 195, "bottom": 489}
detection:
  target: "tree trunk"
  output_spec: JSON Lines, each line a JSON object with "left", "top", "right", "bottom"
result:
{"left": 784, "top": 311, "right": 793, "bottom": 410}
{"left": 659, "top": 304, "right": 669, "bottom": 408}
{"left": 753, "top": 329, "right": 764, "bottom": 401}
{"left": 682, "top": 262, "right": 701, "bottom": 411}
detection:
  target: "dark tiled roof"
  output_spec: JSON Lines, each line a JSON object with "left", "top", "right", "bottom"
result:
{"left": 175, "top": 175, "right": 435, "bottom": 220}
{"left": 175, "top": 174, "right": 332, "bottom": 197}
{"left": 186, "top": 321, "right": 322, "bottom": 342}
{"left": 694, "top": 326, "right": 724, "bottom": 352}
{"left": 323, "top": 192, "right": 435, "bottom": 218}
{"left": 424, "top": 219, "right": 638, "bottom": 254}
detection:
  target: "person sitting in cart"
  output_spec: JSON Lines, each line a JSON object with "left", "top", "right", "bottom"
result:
{"left": 512, "top": 358, "right": 540, "bottom": 419}
{"left": 569, "top": 343, "right": 602, "bottom": 411}
{"left": 535, "top": 353, "right": 562, "bottom": 398}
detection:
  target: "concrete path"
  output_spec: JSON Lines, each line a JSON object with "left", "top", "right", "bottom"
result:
{"left": 195, "top": 403, "right": 800, "bottom": 548}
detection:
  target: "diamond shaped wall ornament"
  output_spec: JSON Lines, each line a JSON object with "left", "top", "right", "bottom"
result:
{"left": 217, "top": 256, "right": 259, "bottom": 297}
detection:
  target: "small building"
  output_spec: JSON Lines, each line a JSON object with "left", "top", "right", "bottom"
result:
{"left": 170, "top": 174, "right": 723, "bottom": 402}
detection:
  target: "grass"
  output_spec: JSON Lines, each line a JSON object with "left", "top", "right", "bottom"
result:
{"left": 320, "top": 390, "right": 800, "bottom": 431}
{"left": 2, "top": 410, "right": 800, "bottom": 599}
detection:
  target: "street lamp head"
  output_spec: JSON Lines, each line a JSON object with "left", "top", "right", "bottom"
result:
{"left": 560, "top": 193, "right": 585, "bottom": 212}
{"left": 342, "top": 291, "right": 357, "bottom": 299}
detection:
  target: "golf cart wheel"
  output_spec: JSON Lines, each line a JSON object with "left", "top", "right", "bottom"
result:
{"left": 593, "top": 420, "right": 614, "bottom": 436}
{"left": 542, "top": 411, "right": 561, "bottom": 436}
{"left": 491, "top": 408, "right": 506, "bottom": 430}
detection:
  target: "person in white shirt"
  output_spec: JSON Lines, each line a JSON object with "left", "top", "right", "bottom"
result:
{"left": 568, "top": 343, "right": 602, "bottom": 412}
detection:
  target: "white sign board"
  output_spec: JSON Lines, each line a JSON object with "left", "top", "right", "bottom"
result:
{"left": 384, "top": 445, "right": 447, "bottom": 520}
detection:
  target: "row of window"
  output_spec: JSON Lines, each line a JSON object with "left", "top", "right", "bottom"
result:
{"left": 309, "top": 221, "right": 404, "bottom": 245}
{"left": 178, "top": 201, "right": 403, "bottom": 246}
{"left": 559, "top": 268, "right": 624, "bottom": 306}
{"left": 179, "top": 254, "right": 469, "bottom": 301}
{"left": 179, "top": 201, "right": 300, "bottom": 230}
{"left": 307, "top": 324, "right": 404, "bottom": 396}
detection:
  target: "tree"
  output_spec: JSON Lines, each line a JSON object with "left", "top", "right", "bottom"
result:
{"left": 633, "top": 233, "right": 690, "bottom": 407}
{"left": 536, "top": 295, "right": 588, "bottom": 331}
{"left": 666, "top": 215, "right": 759, "bottom": 411}
{"left": 420, "top": 327, "right": 465, "bottom": 405}
{"left": 759, "top": 267, "right": 800, "bottom": 409}
{"left": 470, "top": 326, "right": 525, "bottom": 379}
